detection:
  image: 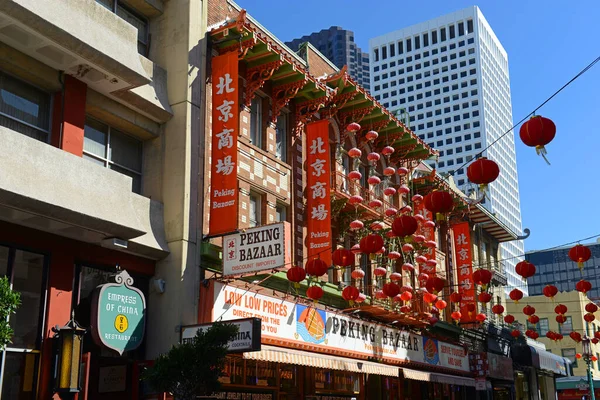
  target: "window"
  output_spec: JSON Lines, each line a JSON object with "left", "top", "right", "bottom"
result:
{"left": 440, "top": 27, "right": 446, "bottom": 41}
{"left": 423, "top": 33, "right": 429, "bottom": 47}
{"left": 83, "top": 117, "right": 143, "bottom": 193}
{"left": 276, "top": 204, "right": 287, "bottom": 222}
{"left": 374, "top": 48, "right": 379, "bottom": 61}
{"left": 414, "top": 36, "right": 420, "bottom": 49}
{"left": 382, "top": 46, "right": 387, "bottom": 59}
{"left": 562, "top": 348, "right": 578, "bottom": 368}
{"left": 275, "top": 112, "right": 288, "bottom": 162}
{"left": 389, "top": 43, "right": 395, "bottom": 57}
{"left": 449, "top": 25, "right": 456, "bottom": 39}
{"left": 398, "top": 41, "right": 404, "bottom": 54}
{"left": 432, "top": 30, "right": 438, "bottom": 44}
{"left": 467, "top": 19, "right": 474, "bottom": 34}
{"left": 0, "top": 71, "right": 51, "bottom": 142}
{"left": 560, "top": 317, "right": 573, "bottom": 334}
{"left": 98, "top": 1, "right": 149, "bottom": 55}
{"left": 250, "top": 96, "right": 263, "bottom": 148}
{"left": 458, "top": 22, "right": 465, "bottom": 36}
{"left": 249, "top": 192, "right": 262, "bottom": 227}
{"left": 406, "top": 38, "right": 412, "bottom": 52}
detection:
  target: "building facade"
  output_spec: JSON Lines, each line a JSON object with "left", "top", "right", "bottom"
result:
{"left": 286, "top": 26, "right": 371, "bottom": 90}
{"left": 526, "top": 243, "right": 600, "bottom": 300}
{"left": 368, "top": 6, "right": 526, "bottom": 295}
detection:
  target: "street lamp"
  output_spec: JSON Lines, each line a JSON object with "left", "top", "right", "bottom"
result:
{"left": 578, "top": 336, "right": 597, "bottom": 400}
{"left": 53, "top": 313, "right": 86, "bottom": 399}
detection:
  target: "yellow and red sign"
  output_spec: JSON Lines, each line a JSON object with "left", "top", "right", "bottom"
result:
{"left": 305, "top": 120, "right": 332, "bottom": 266}
{"left": 415, "top": 201, "right": 436, "bottom": 275}
{"left": 209, "top": 51, "right": 239, "bottom": 236}
{"left": 452, "top": 222, "right": 476, "bottom": 323}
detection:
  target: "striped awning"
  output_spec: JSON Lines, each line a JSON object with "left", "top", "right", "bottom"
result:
{"left": 402, "top": 368, "right": 476, "bottom": 387}
{"left": 243, "top": 345, "right": 399, "bottom": 377}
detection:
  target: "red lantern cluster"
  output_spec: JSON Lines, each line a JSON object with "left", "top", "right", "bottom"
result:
{"left": 467, "top": 157, "right": 500, "bottom": 192}
{"left": 569, "top": 331, "right": 582, "bottom": 343}
{"left": 515, "top": 261, "right": 536, "bottom": 280}
{"left": 569, "top": 244, "right": 592, "bottom": 271}
{"left": 519, "top": 115, "right": 556, "bottom": 162}
{"left": 424, "top": 191, "right": 454, "bottom": 221}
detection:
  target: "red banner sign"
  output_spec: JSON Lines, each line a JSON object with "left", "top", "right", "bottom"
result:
{"left": 452, "top": 222, "right": 476, "bottom": 323}
{"left": 305, "top": 120, "right": 332, "bottom": 266}
{"left": 415, "top": 201, "right": 436, "bottom": 277}
{"left": 209, "top": 51, "right": 239, "bottom": 236}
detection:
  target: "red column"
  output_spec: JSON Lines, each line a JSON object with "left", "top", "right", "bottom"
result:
{"left": 51, "top": 75, "right": 87, "bottom": 156}
{"left": 38, "top": 252, "right": 75, "bottom": 400}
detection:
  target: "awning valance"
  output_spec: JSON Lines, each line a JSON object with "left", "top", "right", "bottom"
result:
{"left": 402, "top": 368, "right": 476, "bottom": 387}
{"left": 243, "top": 345, "right": 399, "bottom": 377}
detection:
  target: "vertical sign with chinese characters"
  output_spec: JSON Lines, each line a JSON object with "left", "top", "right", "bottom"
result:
{"left": 209, "top": 51, "right": 239, "bottom": 236}
{"left": 452, "top": 222, "right": 476, "bottom": 323}
{"left": 415, "top": 201, "right": 436, "bottom": 276}
{"left": 305, "top": 120, "right": 332, "bottom": 266}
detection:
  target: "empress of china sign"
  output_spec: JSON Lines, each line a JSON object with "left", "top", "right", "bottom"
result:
{"left": 91, "top": 269, "right": 146, "bottom": 355}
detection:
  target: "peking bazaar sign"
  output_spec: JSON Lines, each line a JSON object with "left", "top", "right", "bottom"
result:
{"left": 222, "top": 222, "right": 291, "bottom": 277}
{"left": 305, "top": 120, "right": 332, "bottom": 266}
{"left": 452, "top": 222, "right": 476, "bottom": 323}
{"left": 415, "top": 201, "right": 436, "bottom": 277}
{"left": 212, "top": 282, "right": 469, "bottom": 372}
{"left": 209, "top": 51, "right": 239, "bottom": 236}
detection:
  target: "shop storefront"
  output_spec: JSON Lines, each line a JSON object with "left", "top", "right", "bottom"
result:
{"left": 199, "top": 282, "right": 475, "bottom": 400}
{"left": 556, "top": 377, "right": 600, "bottom": 400}
{"left": 0, "top": 221, "right": 156, "bottom": 399}
{"left": 470, "top": 352, "right": 515, "bottom": 400}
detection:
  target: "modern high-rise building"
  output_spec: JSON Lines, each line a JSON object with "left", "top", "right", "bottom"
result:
{"left": 369, "top": 6, "right": 526, "bottom": 295}
{"left": 526, "top": 242, "right": 600, "bottom": 299}
{"left": 286, "top": 26, "right": 370, "bottom": 89}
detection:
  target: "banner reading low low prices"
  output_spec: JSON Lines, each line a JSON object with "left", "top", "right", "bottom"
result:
{"left": 415, "top": 201, "right": 436, "bottom": 276}
{"left": 452, "top": 222, "right": 476, "bottom": 323}
{"left": 305, "top": 120, "right": 332, "bottom": 266}
{"left": 209, "top": 51, "right": 239, "bottom": 236}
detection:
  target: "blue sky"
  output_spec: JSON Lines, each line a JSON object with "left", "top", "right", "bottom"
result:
{"left": 235, "top": 0, "right": 600, "bottom": 252}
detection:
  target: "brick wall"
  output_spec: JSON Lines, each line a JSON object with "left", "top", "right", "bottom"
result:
{"left": 306, "top": 46, "right": 338, "bottom": 77}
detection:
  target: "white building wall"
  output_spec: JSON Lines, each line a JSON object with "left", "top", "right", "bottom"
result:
{"left": 369, "top": 6, "right": 525, "bottom": 295}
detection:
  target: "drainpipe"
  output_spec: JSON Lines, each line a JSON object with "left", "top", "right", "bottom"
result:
{"left": 58, "top": 71, "right": 66, "bottom": 148}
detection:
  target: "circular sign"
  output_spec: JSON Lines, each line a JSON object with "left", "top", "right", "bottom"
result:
{"left": 115, "top": 314, "right": 129, "bottom": 333}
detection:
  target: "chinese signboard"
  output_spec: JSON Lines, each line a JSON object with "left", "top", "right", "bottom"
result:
{"left": 181, "top": 318, "right": 261, "bottom": 353}
{"left": 91, "top": 270, "right": 146, "bottom": 355}
{"left": 415, "top": 201, "right": 436, "bottom": 276}
{"left": 212, "top": 282, "right": 469, "bottom": 371}
{"left": 452, "top": 222, "right": 476, "bottom": 323}
{"left": 209, "top": 51, "right": 239, "bottom": 236}
{"left": 222, "top": 222, "right": 291, "bottom": 276}
{"left": 305, "top": 120, "right": 332, "bottom": 266}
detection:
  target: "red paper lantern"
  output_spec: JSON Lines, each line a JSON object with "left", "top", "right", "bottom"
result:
{"left": 509, "top": 289, "right": 523, "bottom": 303}
{"left": 528, "top": 315, "right": 540, "bottom": 324}
{"left": 425, "top": 277, "right": 445, "bottom": 295}
{"left": 383, "top": 283, "right": 401, "bottom": 298}
{"left": 388, "top": 252, "right": 402, "bottom": 261}
{"left": 400, "top": 305, "right": 411, "bottom": 313}
{"left": 287, "top": 266, "right": 306, "bottom": 287}
{"left": 423, "top": 292, "right": 438, "bottom": 304}
{"left": 476, "top": 313, "right": 487, "bottom": 323}
{"left": 466, "top": 303, "right": 476, "bottom": 315}
{"left": 450, "top": 292, "right": 462, "bottom": 303}
{"left": 349, "top": 220, "right": 364, "bottom": 231}
{"left": 435, "top": 299, "right": 448, "bottom": 310}
{"left": 546, "top": 331, "right": 556, "bottom": 341}
{"left": 348, "top": 171, "right": 362, "bottom": 181}
{"left": 401, "top": 263, "right": 415, "bottom": 273}
{"left": 342, "top": 286, "right": 360, "bottom": 302}
{"left": 478, "top": 292, "right": 492, "bottom": 303}
{"left": 346, "top": 122, "right": 361, "bottom": 133}
{"left": 332, "top": 249, "right": 355, "bottom": 267}
{"left": 360, "top": 234, "right": 384, "bottom": 254}
{"left": 305, "top": 259, "right": 328, "bottom": 277}
{"left": 556, "top": 315, "right": 567, "bottom": 325}
{"left": 575, "top": 353, "right": 583, "bottom": 359}
{"left": 519, "top": 115, "right": 556, "bottom": 161}
{"left": 473, "top": 269, "right": 493, "bottom": 289}
{"left": 555, "top": 304, "right": 568, "bottom": 315}
{"left": 504, "top": 315, "right": 515, "bottom": 324}
{"left": 542, "top": 285, "right": 558, "bottom": 299}
{"left": 347, "top": 148, "right": 362, "bottom": 158}
{"left": 556, "top": 333, "right": 564, "bottom": 341}
{"left": 389, "top": 272, "right": 402, "bottom": 282}
{"left": 400, "top": 285, "right": 413, "bottom": 293}
{"left": 593, "top": 356, "right": 599, "bottom": 362}
{"left": 306, "top": 285, "right": 324, "bottom": 301}
{"left": 392, "top": 215, "right": 419, "bottom": 237}
{"left": 593, "top": 338, "right": 600, "bottom": 345}
{"left": 400, "top": 291, "right": 413, "bottom": 302}
{"left": 523, "top": 305, "right": 536, "bottom": 316}
{"left": 569, "top": 244, "right": 592, "bottom": 271}
{"left": 595, "top": 331, "right": 600, "bottom": 340}
{"left": 415, "top": 255, "right": 428, "bottom": 264}
{"left": 373, "top": 267, "right": 387, "bottom": 277}
{"left": 451, "top": 311, "right": 462, "bottom": 322}
{"left": 530, "top": 331, "right": 540, "bottom": 340}
{"left": 570, "top": 332, "right": 582, "bottom": 343}
{"left": 492, "top": 304, "right": 505, "bottom": 315}
{"left": 367, "top": 176, "right": 381, "bottom": 185}
{"left": 525, "top": 329, "right": 535, "bottom": 338}
{"left": 511, "top": 330, "right": 521, "bottom": 338}
{"left": 424, "top": 191, "right": 454, "bottom": 220}
{"left": 382, "top": 146, "right": 395, "bottom": 156}
{"left": 365, "top": 130, "right": 379, "bottom": 141}
{"left": 585, "top": 313, "right": 596, "bottom": 323}
{"left": 351, "top": 268, "right": 365, "bottom": 280}
{"left": 576, "top": 279, "right": 592, "bottom": 295}
{"left": 467, "top": 157, "right": 500, "bottom": 192}
{"left": 587, "top": 303, "right": 599, "bottom": 313}
{"left": 515, "top": 261, "right": 536, "bottom": 280}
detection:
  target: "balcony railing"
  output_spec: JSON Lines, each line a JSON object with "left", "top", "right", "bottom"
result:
{"left": 331, "top": 171, "right": 395, "bottom": 221}
{"left": 491, "top": 262, "right": 507, "bottom": 286}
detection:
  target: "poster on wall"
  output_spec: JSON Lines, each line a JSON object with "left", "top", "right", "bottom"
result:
{"left": 452, "top": 222, "right": 476, "bottom": 323}
{"left": 209, "top": 51, "right": 239, "bottom": 236}
{"left": 304, "top": 120, "right": 332, "bottom": 266}
{"left": 212, "top": 282, "right": 469, "bottom": 372}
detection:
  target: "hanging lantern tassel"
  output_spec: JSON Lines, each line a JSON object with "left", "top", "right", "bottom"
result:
{"left": 535, "top": 145, "right": 551, "bottom": 165}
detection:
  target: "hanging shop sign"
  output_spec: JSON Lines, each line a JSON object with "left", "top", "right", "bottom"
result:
{"left": 181, "top": 317, "right": 261, "bottom": 353}
{"left": 222, "top": 222, "right": 291, "bottom": 276}
{"left": 209, "top": 50, "right": 239, "bottom": 236}
{"left": 91, "top": 270, "right": 146, "bottom": 355}
{"left": 415, "top": 201, "right": 436, "bottom": 275}
{"left": 452, "top": 222, "right": 476, "bottom": 323}
{"left": 305, "top": 120, "right": 332, "bottom": 266}
{"left": 212, "top": 282, "right": 469, "bottom": 372}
